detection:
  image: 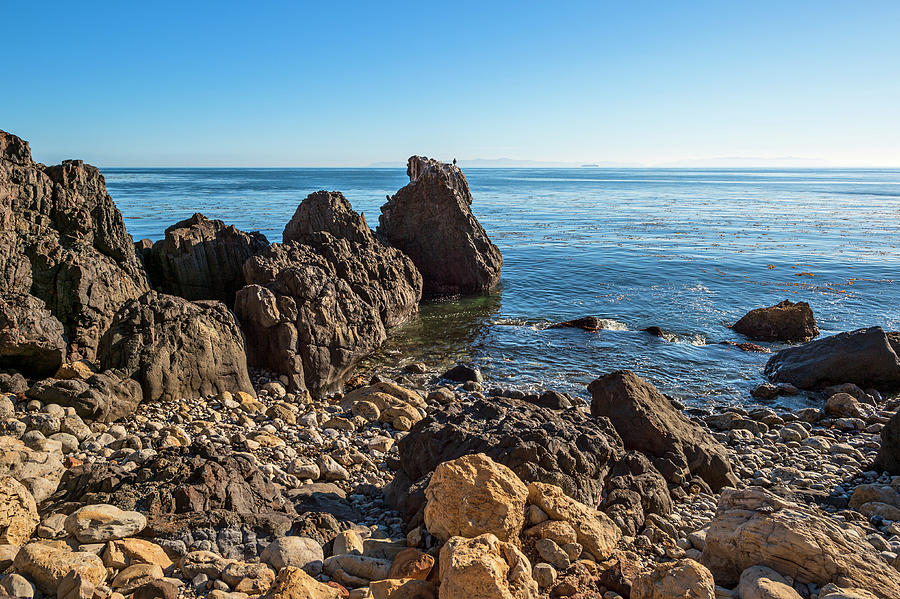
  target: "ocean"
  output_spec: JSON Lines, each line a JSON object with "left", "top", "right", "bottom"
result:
{"left": 103, "top": 167, "right": 900, "bottom": 409}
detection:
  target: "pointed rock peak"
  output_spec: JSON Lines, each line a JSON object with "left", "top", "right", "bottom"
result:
{"left": 283, "top": 190, "right": 373, "bottom": 245}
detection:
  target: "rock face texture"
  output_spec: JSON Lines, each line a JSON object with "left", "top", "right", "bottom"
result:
{"left": 236, "top": 191, "right": 421, "bottom": 395}
{"left": 588, "top": 370, "right": 738, "bottom": 491}
{"left": 98, "top": 291, "right": 255, "bottom": 403}
{"left": 732, "top": 300, "right": 819, "bottom": 342}
{"left": 0, "top": 476, "right": 39, "bottom": 545}
{"left": 0, "top": 292, "right": 67, "bottom": 376}
{"left": 874, "top": 410, "right": 900, "bottom": 474}
{"left": 631, "top": 559, "right": 716, "bottom": 599}
{"left": 378, "top": 156, "right": 502, "bottom": 297}
{"left": 438, "top": 534, "right": 538, "bottom": 599}
{"left": 764, "top": 327, "right": 900, "bottom": 390}
{"left": 26, "top": 370, "right": 143, "bottom": 422}
{"left": 389, "top": 396, "right": 624, "bottom": 526}
{"left": 701, "top": 487, "right": 900, "bottom": 598}
{"left": 141, "top": 213, "right": 269, "bottom": 306}
{"left": 0, "top": 131, "right": 149, "bottom": 361}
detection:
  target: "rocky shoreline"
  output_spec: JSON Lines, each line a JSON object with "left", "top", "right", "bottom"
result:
{"left": 3, "top": 129, "right": 900, "bottom": 599}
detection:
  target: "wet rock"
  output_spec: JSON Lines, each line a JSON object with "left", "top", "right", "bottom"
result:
{"left": 438, "top": 533, "right": 537, "bottom": 599}
{"left": 0, "top": 293, "right": 66, "bottom": 377}
{"left": 549, "top": 316, "right": 616, "bottom": 332}
{"left": 732, "top": 300, "right": 818, "bottom": 342}
{"left": 764, "top": 327, "right": 900, "bottom": 390}
{"left": 631, "top": 558, "right": 715, "bottom": 599}
{"left": 588, "top": 370, "right": 738, "bottom": 490}
{"left": 98, "top": 291, "right": 255, "bottom": 402}
{"left": 378, "top": 156, "right": 502, "bottom": 297}
{"left": 12, "top": 542, "right": 106, "bottom": 594}
{"left": 440, "top": 364, "right": 482, "bottom": 383}
{"left": 26, "top": 371, "right": 143, "bottom": 423}
{"left": 0, "top": 476, "right": 39, "bottom": 545}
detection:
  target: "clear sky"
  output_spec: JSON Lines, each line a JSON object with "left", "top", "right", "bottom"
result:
{"left": 4, "top": 1, "right": 900, "bottom": 167}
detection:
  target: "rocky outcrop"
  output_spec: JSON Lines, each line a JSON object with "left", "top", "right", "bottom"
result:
{"left": 732, "top": 300, "right": 819, "bottom": 342}
{"left": 0, "top": 292, "right": 66, "bottom": 376}
{"left": 98, "top": 291, "right": 254, "bottom": 403}
{"left": 141, "top": 213, "right": 269, "bottom": 306}
{"left": 378, "top": 156, "right": 502, "bottom": 297}
{"left": 438, "top": 534, "right": 538, "bottom": 599}
{"left": 389, "top": 396, "right": 624, "bottom": 527}
{"left": 26, "top": 370, "right": 143, "bottom": 422}
{"left": 588, "top": 370, "right": 738, "bottom": 491}
{"left": 237, "top": 192, "right": 421, "bottom": 395}
{"left": 0, "top": 130, "right": 149, "bottom": 361}
{"left": 764, "top": 327, "right": 900, "bottom": 390}
{"left": 701, "top": 487, "right": 900, "bottom": 597}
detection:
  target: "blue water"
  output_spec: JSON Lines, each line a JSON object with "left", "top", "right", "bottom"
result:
{"left": 103, "top": 168, "right": 900, "bottom": 409}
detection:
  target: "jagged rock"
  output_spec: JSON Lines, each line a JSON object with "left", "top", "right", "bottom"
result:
{"left": 142, "top": 213, "right": 269, "bottom": 306}
{"left": 98, "top": 291, "right": 254, "bottom": 403}
{"left": 701, "top": 487, "right": 900, "bottom": 597}
{"left": 389, "top": 396, "right": 623, "bottom": 528}
{"left": 12, "top": 541, "right": 106, "bottom": 594}
{"left": 732, "top": 300, "right": 819, "bottom": 342}
{"left": 874, "top": 410, "right": 900, "bottom": 475}
{"left": 588, "top": 370, "right": 738, "bottom": 490}
{"left": 438, "top": 534, "right": 537, "bottom": 599}
{"left": 0, "top": 476, "right": 39, "bottom": 545}
{"left": 602, "top": 451, "right": 673, "bottom": 536}
{"left": 0, "top": 131, "right": 149, "bottom": 360}
{"left": 26, "top": 370, "right": 142, "bottom": 422}
{"left": 0, "top": 293, "right": 66, "bottom": 376}
{"left": 631, "top": 558, "right": 715, "bottom": 599}
{"left": 237, "top": 192, "right": 421, "bottom": 395}
{"left": 764, "top": 327, "right": 900, "bottom": 390}
{"left": 378, "top": 156, "right": 502, "bottom": 297}
{"left": 424, "top": 454, "right": 528, "bottom": 543}
{"left": 0, "top": 372, "right": 27, "bottom": 393}
{"left": 0, "top": 435, "right": 65, "bottom": 503}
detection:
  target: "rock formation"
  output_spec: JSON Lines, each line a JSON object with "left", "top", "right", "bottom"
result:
{"left": 0, "top": 292, "right": 67, "bottom": 376}
{"left": 26, "top": 369, "right": 142, "bottom": 422}
{"left": 732, "top": 300, "right": 819, "bottom": 342}
{"left": 98, "top": 291, "right": 255, "bottom": 402}
{"left": 378, "top": 156, "right": 502, "bottom": 297}
{"left": 438, "top": 534, "right": 538, "bottom": 599}
{"left": 140, "top": 213, "right": 269, "bottom": 306}
{"left": 764, "top": 327, "right": 900, "bottom": 390}
{"left": 0, "top": 130, "right": 149, "bottom": 361}
{"left": 588, "top": 370, "right": 738, "bottom": 491}
{"left": 874, "top": 410, "right": 900, "bottom": 474}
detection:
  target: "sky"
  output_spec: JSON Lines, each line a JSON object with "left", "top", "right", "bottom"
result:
{"left": 3, "top": 1, "right": 900, "bottom": 167}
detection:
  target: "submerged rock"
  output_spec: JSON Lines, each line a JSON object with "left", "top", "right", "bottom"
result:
{"left": 378, "top": 156, "right": 502, "bottom": 297}
{"left": 732, "top": 300, "right": 819, "bottom": 342}
{"left": 549, "top": 316, "right": 617, "bottom": 331}
{"left": 0, "top": 292, "right": 67, "bottom": 377}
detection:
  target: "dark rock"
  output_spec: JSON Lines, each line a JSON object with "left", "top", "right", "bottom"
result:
{"left": 875, "top": 411, "right": 900, "bottom": 475}
{"left": 288, "top": 512, "right": 344, "bottom": 547}
{"left": 764, "top": 327, "right": 900, "bottom": 390}
{"left": 133, "top": 580, "right": 178, "bottom": 599}
{"left": 643, "top": 326, "right": 665, "bottom": 338}
{"left": 0, "top": 371, "right": 27, "bottom": 393}
{"left": 144, "top": 213, "right": 269, "bottom": 306}
{"left": 602, "top": 452, "right": 673, "bottom": 536}
{"left": 526, "top": 390, "right": 572, "bottom": 410}
{"left": 588, "top": 370, "right": 738, "bottom": 491}
{"left": 378, "top": 156, "right": 502, "bottom": 297}
{"left": 750, "top": 382, "right": 779, "bottom": 401}
{"left": 283, "top": 190, "right": 373, "bottom": 245}
{"left": 26, "top": 370, "right": 142, "bottom": 422}
{"left": 549, "top": 316, "right": 608, "bottom": 331}
{"left": 0, "top": 292, "right": 66, "bottom": 376}
{"left": 440, "top": 364, "right": 482, "bottom": 383}
{"left": 99, "top": 291, "right": 255, "bottom": 402}
{"left": 287, "top": 486, "right": 363, "bottom": 523}
{"left": 732, "top": 300, "right": 818, "bottom": 342}
{"left": 0, "top": 131, "right": 149, "bottom": 361}
{"left": 719, "top": 340, "right": 770, "bottom": 353}
{"left": 388, "top": 396, "right": 624, "bottom": 527}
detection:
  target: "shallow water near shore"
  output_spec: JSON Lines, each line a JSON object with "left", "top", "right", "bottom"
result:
{"left": 104, "top": 167, "right": 900, "bottom": 409}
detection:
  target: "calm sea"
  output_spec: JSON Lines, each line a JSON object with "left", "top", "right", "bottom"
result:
{"left": 103, "top": 168, "right": 900, "bottom": 409}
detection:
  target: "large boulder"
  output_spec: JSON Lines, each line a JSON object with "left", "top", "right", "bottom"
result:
{"left": 141, "top": 213, "right": 269, "bottom": 306}
{"left": 701, "top": 487, "right": 900, "bottom": 598}
{"left": 378, "top": 156, "right": 502, "bottom": 297}
{"left": 0, "top": 476, "right": 39, "bottom": 545}
{"left": 98, "top": 291, "right": 254, "bottom": 403}
{"left": 438, "top": 534, "right": 538, "bottom": 599}
{"left": 12, "top": 542, "right": 106, "bottom": 594}
{"left": 389, "top": 396, "right": 624, "bottom": 527}
{"left": 631, "top": 559, "right": 716, "bottom": 599}
{"left": 0, "top": 131, "right": 149, "bottom": 361}
{"left": 764, "top": 327, "right": 900, "bottom": 390}
{"left": 26, "top": 370, "right": 143, "bottom": 422}
{"left": 874, "top": 410, "right": 900, "bottom": 474}
{"left": 527, "top": 482, "right": 621, "bottom": 561}
{"left": 732, "top": 300, "right": 819, "bottom": 342}
{"left": 0, "top": 292, "right": 66, "bottom": 376}
{"left": 237, "top": 191, "right": 421, "bottom": 395}
{"left": 0, "top": 435, "right": 65, "bottom": 503}
{"left": 588, "top": 370, "right": 738, "bottom": 491}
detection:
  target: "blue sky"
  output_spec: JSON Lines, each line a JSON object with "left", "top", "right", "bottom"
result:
{"left": 4, "top": 1, "right": 899, "bottom": 166}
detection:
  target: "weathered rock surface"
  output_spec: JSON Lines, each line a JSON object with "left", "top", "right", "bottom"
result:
{"left": 99, "top": 291, "right": 254, "bottom": 402}
{"left": 141, "top": 213, "right": 269, "bottom": 306}
{"left": 602, "top": 451, "right": 673, "bottom": 536}
{"left": 261, "top": 566, "right": 342, "bottom": 599}
{"left": 0, "top": 130, "right": 149, "bottom": 360}
{"left": 12, "top": 542, "right": 106, "bottom": 594}
{"left": 631, "top": 558, "right": 715, "bottom": 599}
{"left": 424, "top": 453, "right": 528, "bottom": 543}
{"left": 0, "top": 292, "right": 66, "bottom": 376}
{"left": 701, "top": 487, "right": 900, "bottom": 597}
{"left": 0, "top": 436, "right": 65, "bottom": 503}
{"left": 237, "top": 191, "right": 421, "bottom": 395}
{"left": 390, "top": 396, "right": 623, "bottom": 527}
{"left": 874, "top": 410, "right": 900, "bottom": 474}
{"left": 64, "top": 504, "right": 147, "bottom": 543}
{"left": 764, "top": 327, "right": 900, "bottom": 390}
{"left": 738, "top": 565, "right": 802, "bottom": 599}
{"left": 438, "top": 533, "right": 537, "bottom": 599}
{"left": 378, "top": 156, "right": 502, "bottom": 297}
{"left": 732, "top": 300, "right": 819, "bottom": 342}
{"left": 0, "top": 476, "right": 39, "bottom": 545}
{"left": 588, "top": 370, "right": 738, "bottom": 490}
{"left": 261, "top": 536, "right": 324, "bottom": 575}
{"left": 26, "top": 370, "right": 143, "bottom": 422}
{"left": 527, "top": 482, "right": 621, "bottom": 561}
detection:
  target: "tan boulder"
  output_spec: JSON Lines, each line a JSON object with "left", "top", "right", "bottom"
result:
{"left": 523, "top": 520, "right": 578, "bottom": 547}
{"left": 64, "top": 504, "right": 146, "bottom": 543}
{"left": 54, "top": 361, "right": 94, "bottom": 380}
{"left": 0, "top": 435, "right": 65, "bottom": 503}
{"left": 110, "top": 563, "right": 164, "bottom": 594}
{"left": 387, "top": 548, "right": 434, "bottom": 580}
{"left": 370, "top": 578, "right": 435, "bottom": 599}
{"left": 12, "top": 541, "right": 106, "bottom": 594}
{"left": 179, "top": 550, "right": 232, "bottom": 579}
{"left": 0, "top": 476, "right": 39, "bottom": 545}
{"left": 424, "top": 454, "right": 527, "bottom": 543}
{"left": 701, "top": 487, "right": 900, "bottom": 598}
{"left": 526, "top": 482, "right": 621, "bottom": 560}
{"left": 631, "top": 558, "right": 715, "bottom": 599}
{"left": 439, "top": 534, "right": 537, "bottom": 599}
{"left": 738, "top": 565, "right": 802, "bottom": 599}
{"left": 103, "top": 538, "right": 173, "bottom": 570}
{"left": 260, "top": 566, "right": 342, "bottom": 599}
{"left": 57, "top": 570, "right": 96, "bottom": 599}
{"left": 222, "top": 561, "right": 276, "bottom": 595}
